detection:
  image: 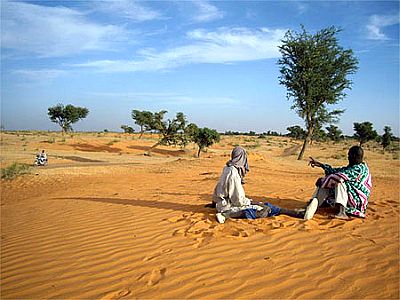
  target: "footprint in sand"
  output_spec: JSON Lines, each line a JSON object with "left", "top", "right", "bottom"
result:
{"left": 101, "top": 289, "right": 131, "bottom": 300}
{"left": 228, "top": 228, "right": 249, "bottom": 238}
{"left": 142, "top": 249, "right": 172, "bottom": 261}
{"left": 147, "top": 268, "right": 167, "bottom": 286}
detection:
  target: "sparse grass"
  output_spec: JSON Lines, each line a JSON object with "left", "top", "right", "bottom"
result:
{"left": 244, "top": 138, "right": 256, "bottom": 143}
{"left": 1, "top": 162, "right": 32, "bottom": 180}
{"left": 331, "top": 153, "right": 346, "bottom": 160}
{"left": 107, "top": 139, "right": 120, "bottom": 146}
{"left": 48, "top": 137, "right": 55, "bottom": 143}
{"left": 247, "top": 141, "right": 261, "bottom": 149}
{"left": 393, "top": 152, "right": 400, "bottom": 160}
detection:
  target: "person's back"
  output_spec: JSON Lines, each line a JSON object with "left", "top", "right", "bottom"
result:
{"left": 213, "top": 165, "right": 251, "bottom": 213}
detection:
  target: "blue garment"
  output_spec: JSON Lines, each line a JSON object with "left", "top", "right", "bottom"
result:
{"left": 264, "top": 202, "right": 281, "bottom": 216}
{"left": 243, "top": 202, "right": 281, "bottom": 219}
{"left": 243, "top": 208, "right": 257, "bottom": 219}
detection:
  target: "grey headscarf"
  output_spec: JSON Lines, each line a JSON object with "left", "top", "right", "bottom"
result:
{"left": 226, "top": 146, "right": 249, "bottom": 184}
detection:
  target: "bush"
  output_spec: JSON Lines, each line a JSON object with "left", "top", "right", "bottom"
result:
{"left": 1, "top": 162, "right": 31, "bottom": 180}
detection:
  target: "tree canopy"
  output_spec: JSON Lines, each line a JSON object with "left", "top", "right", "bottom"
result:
{"left": 326, "top": 125, "right": 343, "bottom": 142}
{"left": 286, "top": 125, "right": 306, "bottom": 139}
{"left": 278, "top": 25, "right": 358, "bottom": 159}
{"left": 353, "top": 122, "right": 378, "bottom": 146}
{"left": 121, "top": 125, "right": 135, "bottom": 134}
{"left": 188, "top": 126, "right": 221, "bottom": 157}
{"left": 131, "top": 110, "right": 154, "bottom": 138}
{"left": 48, "top": 104, "right": 89, "bottom": 133}
{"left": 381, "top": 126, "right": 393, "bottom": 152}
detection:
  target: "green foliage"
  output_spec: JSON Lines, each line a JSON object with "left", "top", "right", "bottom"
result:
{"left": 48, "top": 103, "right": 89, "bottom": 133}
{"left": 121, "top": 125, "right": 135, "bottom": 134}
{"left": 1, "top": 162, "right": 31, "bottom": 180}
{"left": 184, "top": 123, "right": 199, "bottom": 141}
{"left": 152, "top": 111, "right": 187, "bottom": 148}
{"left": 131, "top": 110, "right": 155, "bottom": 138}
{"left": 353, "top": 122, "right": 378, "bottom": 146}
{"left": 381, "top": 126, "right": 393, "bottom": 151}
{"left": 190, "top": 127, "right": 220, "bottom": 157}
{"left": 326, "top": 125, "right": 343, "bottom": 142}
{"left": 278, "top": 25, "right": 358, "bottom": 159}
{"left": 286, "top": 125, "right": 306, "bottom": 139}
{"left": 312, "top": 125, "right": 327, "bottom": 142}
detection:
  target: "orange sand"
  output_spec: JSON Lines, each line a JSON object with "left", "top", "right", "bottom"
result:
{"left": 1, "top": 132, "right": 399, "bottom": 299}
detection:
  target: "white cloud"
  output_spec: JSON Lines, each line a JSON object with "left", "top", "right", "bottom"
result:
{"left": 95, "top": 0, "right": 163, "bottom": 22}
{"left": 1, "top": 0, "right": 128, "bottom": 57}
{"left": 366, "top": 14, "right": 399, "bottom": 40}
{"left": 12, "top": 69, "right": 68, "bottom": 81}
{"left": 71, "top": 27, "right": 286, "bottom": 72}
{"left": 88, "top": 92, "right": 238, "bottom": 106}
{"left": 191, "top": 1, "right": 224, "bottom": 23}
{"left": 292, "top": 1, "right": 308, "bottom": 15}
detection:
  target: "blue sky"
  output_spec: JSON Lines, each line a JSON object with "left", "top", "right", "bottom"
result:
{"left": 1, "top": 0, "right": 399, "bottom": 135}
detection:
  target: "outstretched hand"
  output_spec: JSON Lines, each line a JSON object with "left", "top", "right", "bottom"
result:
{"left": 308, "top": 157, "right": 322, "bottom": 168}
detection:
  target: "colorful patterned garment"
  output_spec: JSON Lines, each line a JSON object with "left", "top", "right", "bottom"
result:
{"left": 322, "top": 162, "right": 372, "bottom": 217}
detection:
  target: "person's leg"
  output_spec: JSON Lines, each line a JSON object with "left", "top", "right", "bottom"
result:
{"left": 216, "top": 210, "right": 246, "bottom": 223}
{"left": 333, "top": 182, "right": 349, "bottom": 219}
{"left": 279, "top": 207, "right": 305, "bottom": 219}
{"left": 303, "top": 186, "right": 331, "bottom": 220}
{"left": 311, "top": 186, "right": 331, "bottom": 207}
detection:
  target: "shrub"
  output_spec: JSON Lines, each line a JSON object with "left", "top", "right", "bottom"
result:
{"left": 1, "top": 162, "right": 31, "bottom": 180}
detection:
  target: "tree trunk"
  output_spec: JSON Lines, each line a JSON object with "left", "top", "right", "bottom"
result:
{"left": 297, "top": 129, "right": 313, "bottom": 160}
{"left": 146, "top": 141, "right": 161, "bottom": 155}
{"left": 139, "top": 126, "right": 144, "bottom": 139}
{"left": 197, "top": 146, "right": 201, "bottom": 157}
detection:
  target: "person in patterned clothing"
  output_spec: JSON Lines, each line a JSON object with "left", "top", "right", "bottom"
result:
{"left": 304, "top": 146, "right": 372, "bottom": 220}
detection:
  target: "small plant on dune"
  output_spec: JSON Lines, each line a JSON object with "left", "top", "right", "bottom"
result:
{"left": 1, "top": 162, "right": 31, "bottom": 180}
{"left": 48, "top": 137, "right": 55, "bottom": 143}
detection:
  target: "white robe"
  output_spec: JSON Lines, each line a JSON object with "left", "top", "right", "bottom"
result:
{"left": 212, "top": 166, "right": 254, "bottom": 213}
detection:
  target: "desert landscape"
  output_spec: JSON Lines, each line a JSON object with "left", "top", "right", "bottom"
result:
{"left": 1, "top": 131, "right": 399, "bottom": 299}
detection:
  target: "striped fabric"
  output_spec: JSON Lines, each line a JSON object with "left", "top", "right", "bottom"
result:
{"left": 322, "top": 162, "right": 372, "bottom": 217}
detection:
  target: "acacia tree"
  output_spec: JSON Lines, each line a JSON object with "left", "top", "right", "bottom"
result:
{"left": 286, "top": 125, "right": 306, "bottom": 139}
{"left": 131, "top": 110, "right": 153, "bottom": 138}
{"left": 353, "top": 122, "right": 378, "bottom": 146}
{"left": 48, "top": 104, "right": 89, "bottom": 133}
{"left": 381, "top": 126, "right": 393, "bottom": 152}
{"left": 189, "top": 126, "right": 220, "bottom": 157}
{"left": 121, "top": 125, "right": 135, "bottom": 134}
{"left": 147, "top": 111, "right": 187, "bottom": 153}
{"left": 278, "top": 26, "right": 358, "bottom": 160}
{"left": 326, "top": 125, "right": 342, "bottom": 142}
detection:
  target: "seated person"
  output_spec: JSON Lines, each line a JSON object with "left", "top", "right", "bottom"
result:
{"left": 212, "top": 146, "right": 304, "bottom": 224}
{"left": 304, "top": 145, "right": 372, "bottom": 220}
{"left": 40, "top": 150, "right": 47, "bottom": 161}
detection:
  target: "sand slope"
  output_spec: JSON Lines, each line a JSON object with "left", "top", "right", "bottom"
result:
{"left": 1, "top": 133, "right": 399, "bottom": 299}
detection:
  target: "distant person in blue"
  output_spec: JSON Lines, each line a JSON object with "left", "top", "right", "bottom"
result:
{"left": 211, "top": 146, "right": 304, "bottom": 223}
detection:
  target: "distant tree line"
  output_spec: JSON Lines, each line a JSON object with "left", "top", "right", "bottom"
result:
{"left": 131, "top": 109, "right": 220, "bottom": 157}
{"left": 286, "top": 121, "right": 395, "bottom": 152}
{"left": 46, "top": 104, "right": 396, "bottom": 155}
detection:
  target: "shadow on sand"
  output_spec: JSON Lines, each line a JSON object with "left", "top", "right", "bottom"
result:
{"left": 54, "top": 194, "right": 315, "bottom": 215}
{"left": 128, "top": 145, "right": 188, "bottom": 156}
{"left": 54, "top": 197, "right": 208, "bottom": 213}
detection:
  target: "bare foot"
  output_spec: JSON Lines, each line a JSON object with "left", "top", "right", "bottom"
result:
{"left": 331, "top": 213, "right": 350, "bottom": 220}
